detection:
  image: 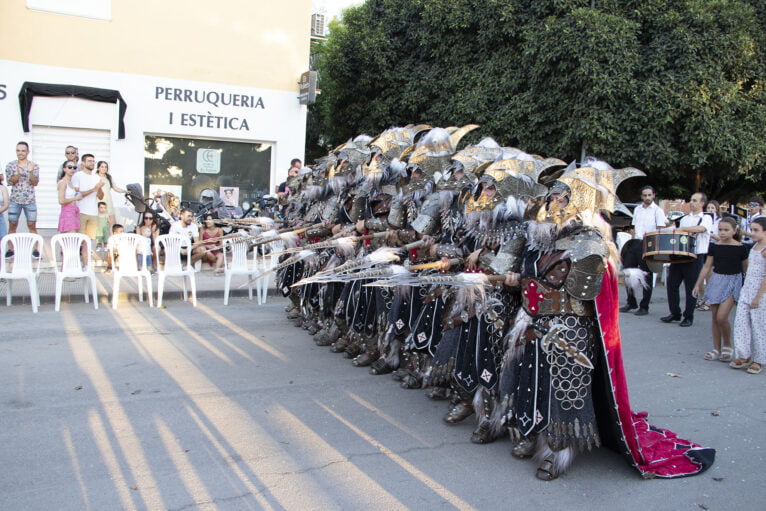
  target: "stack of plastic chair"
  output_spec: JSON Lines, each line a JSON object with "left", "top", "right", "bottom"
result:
{"left": 51, "top": 233, "right": 99, "bottom": 312}
{"left": 223, "top": 236, "right": 254, "bottom": 305}
{"left": 108, "top": 233, "right": 153, "bottom": 309}
{"left": 0, "top": 233, "right": 43, "bottom": 313}
{"left": 156, "top": 234, "right": 197, "bottom": 307}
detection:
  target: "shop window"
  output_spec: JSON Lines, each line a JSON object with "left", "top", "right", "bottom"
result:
{"left": 144, "top": 135, "right": 272, "bottom": 208}
{"left": 27, "top": 0, "right": 111, "bottom": 20}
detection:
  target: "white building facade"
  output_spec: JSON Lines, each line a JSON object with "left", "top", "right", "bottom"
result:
{"left": 1, "top": 1, "right": 312, "bottom": 229}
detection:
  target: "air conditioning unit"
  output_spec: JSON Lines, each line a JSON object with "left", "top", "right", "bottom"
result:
{"left": 311, "top": 13, "right": 326, "bottom": 37}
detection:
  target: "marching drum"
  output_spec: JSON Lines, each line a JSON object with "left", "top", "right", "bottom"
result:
{"left": 642, "top": 230, "right": 697, "bottom": 266}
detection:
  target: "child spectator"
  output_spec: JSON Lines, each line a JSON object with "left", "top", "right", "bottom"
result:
{"left": 96, "top": 201, "right": 110, "bottom": 251}
{"left": 730, "top": 217, "right": 766, "bottom": 374}
{"left": 692, "top": 217, "right": 748, "bottom": 362}
{"left": 105, "top": 224, "right": 124, "bottom": 273}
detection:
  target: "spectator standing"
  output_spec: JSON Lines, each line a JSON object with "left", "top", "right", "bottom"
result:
{"left": 741, "top": 196, "right": 764, "bottom": 248}
{"left": 730, "top": 217, "right": 766, "bottom": 375}
{"left": 72, "top": 154, "right": 105, "bottom": 241}
{"left": 661, "top": 192, "right": 712, "bottom": 327}
{"left": 620, "top": 185, "right": 668, "bottom": 316}
{"left": 277, "top": 160, "right": 301, "bottom": 194}
{"left": 5, "top": 141, "right": 40, "bottom": 257}
{"left": 96, "top": 161, "right": 128, "bottom": 231}
{"left": 692, "top": 217, "right": 748, "bottom": 362}
{"left": 57, "top": 145, "right": 80, "bottom": 181}
{"left": 0, "top": 173, "right": 8, "bottom": 241}
{"left": 57, "top": 161, "right": 83, "bottom": 233}
{"left": 706, "top": 200, "right": 721, "bottom": 242}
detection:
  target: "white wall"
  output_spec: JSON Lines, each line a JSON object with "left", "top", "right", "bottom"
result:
{"left": 0, "top": 59, "right": 307, "bottom": 198}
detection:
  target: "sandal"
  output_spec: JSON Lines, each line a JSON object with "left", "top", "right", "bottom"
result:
{"left": 719, "top": 347, "right": 733, "bottom": 363}
{"left": 704, "top": 349, "right": 720, "bottom": 361}
{"left": 730, "top": 358, "right": 752, "bottom": 369}
{"left": 746, "top": 362, "right": 762, "bottom": 374}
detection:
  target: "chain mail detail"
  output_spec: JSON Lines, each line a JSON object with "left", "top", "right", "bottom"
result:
{"left": 545, "top": 316, "right": 594, "bottom": 412}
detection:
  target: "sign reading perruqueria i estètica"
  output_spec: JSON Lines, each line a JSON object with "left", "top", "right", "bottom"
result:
{"left": 155, "top": 85, "right": 265, "bottom": 132}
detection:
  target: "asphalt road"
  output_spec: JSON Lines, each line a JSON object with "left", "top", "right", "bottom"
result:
{"left": 0, "top": 288, "right": 763, "bottom": 510}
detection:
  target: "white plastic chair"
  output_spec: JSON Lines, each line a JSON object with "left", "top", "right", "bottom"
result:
{"left": 108, "top": 233, "right": 153, "bottom": 309}
{"left": 255, "top": 239, "right": 283, "bottom": 304}
{"left": 156, "top": 234, "right": 197, "bottom": 307}
{"left": 223, "top": 237, "right": 254, "bottom": 305}
{"left": 51, "top": 233, "right": 99, "bottom": 312}
{"left": 0, "top": 233, "right": 43, "bottom": 313}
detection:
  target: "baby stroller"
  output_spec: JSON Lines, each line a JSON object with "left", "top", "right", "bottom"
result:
{"left": 125, "top": 183, "right": 171, "bottom": 235}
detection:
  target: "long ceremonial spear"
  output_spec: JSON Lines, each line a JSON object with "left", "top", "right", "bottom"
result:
{"left": 290, "top": 240, "right": 426, "bottom": 286}
{"left": 239, "top": 250, "right": 316, "bottom": 287}
{"left": 268, "top": 231, "right": 389, "bottom": 257}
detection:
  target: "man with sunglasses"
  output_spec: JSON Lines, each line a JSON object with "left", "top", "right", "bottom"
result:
{"left": 57, "top": 146, "right": 80, "bottom": 182}
{"left": 741, "top": 196, "right": 763, "bottom": 249}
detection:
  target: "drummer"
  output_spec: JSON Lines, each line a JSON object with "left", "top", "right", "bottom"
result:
{"left": 661, "top": 192, "right": 713, "bottom": 327}
{"left": 620, "top": 185, "right": 669, "bottom": 316}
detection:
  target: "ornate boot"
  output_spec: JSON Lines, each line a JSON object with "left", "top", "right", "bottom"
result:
{"left": 353, "top": 347, "right": 379, "bottom": 367}
{"left": 344, "top": 339, "right": 363, "bottom": 359}
{"left": 510, "top": 436, "right": 536, "bottom": 459}
{"left": 425, "top": 386, "right": 450, "bottom": 400}
{"left": 470, "top": 391, "right": 495, "bottom": 444}
{"left": 330, "top": 332, "right": 352, "bottom": 353}
{"left": 316, "top": 323, "right": 341, "bottom": 347}
{"left": 443, "top": 401, "right": 474, "bottom": 424}
{"left": 306, "top": 320, "right": 320, "bottom": 335}
{"left": 533, "top": 434, "right": 575, "bottom": 481}
{"left": 397, "top": 352, "right": 422, "bottom": 389}
{"left": 444, "top": 386, "right": 474, "bottom": 424}
{"left": 369, "top": 357, "right": 394, "bottom": 375}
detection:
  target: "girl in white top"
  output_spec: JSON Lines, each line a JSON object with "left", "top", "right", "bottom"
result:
{"left": 57, "top": 162, "right": 84, "bottom": 233}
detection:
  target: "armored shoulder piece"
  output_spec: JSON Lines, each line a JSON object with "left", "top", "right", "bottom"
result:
{"left": 554, "top": 229, "right": 607, "bottom": 300}
{"left": 388, "top": 195, "right": 405, "bottom": 228}
{"left": 489, "top": 224, "right": 527, "bottom": 274}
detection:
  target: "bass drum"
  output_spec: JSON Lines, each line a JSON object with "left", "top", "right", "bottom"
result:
{"left": 643, "top": 230, "right": 697, "bottom": 265}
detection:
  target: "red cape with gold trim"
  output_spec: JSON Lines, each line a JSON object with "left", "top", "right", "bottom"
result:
{"left": 592, "top": 263, "right": 715, "bottom": 478}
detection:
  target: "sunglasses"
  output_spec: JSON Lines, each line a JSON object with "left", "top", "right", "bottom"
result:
{"left": 65, "top": 165, "right": 77, "bottom": 169}
{"left": 66, "top": 151, "right": 77, "bottom": 155}
{"left": 749, "top": 202, "right": 761, "bottom": 207}
{"left": 144, "top": 216, "right": 154, "bottom": 220}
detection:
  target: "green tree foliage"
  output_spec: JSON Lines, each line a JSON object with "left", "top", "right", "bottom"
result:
{"left": 309, "top": 0, "right": 766, "bottom": 201}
